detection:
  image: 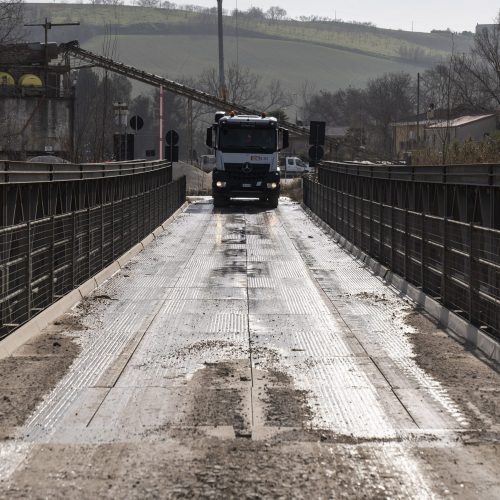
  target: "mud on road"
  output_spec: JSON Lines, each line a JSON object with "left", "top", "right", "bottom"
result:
{"left": 0, "top": 322, "right": 80, "bottom": 441}
{"left": 2, "top": 354, "right": 429, "bottom": 500}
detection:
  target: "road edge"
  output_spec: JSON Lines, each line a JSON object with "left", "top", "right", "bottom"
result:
{"left": 0, "top": 201, "right": 190, "bottom": 360}
{"left": 300, "top": 203, "right": 500, "bottom": 365}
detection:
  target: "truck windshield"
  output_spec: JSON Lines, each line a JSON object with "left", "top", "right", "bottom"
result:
{"left": 218, "top": 127, "right": 276, "bottom": 153}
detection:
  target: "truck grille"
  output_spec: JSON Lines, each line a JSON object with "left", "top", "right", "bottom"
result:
{"left": 224, "top": 163, "right": 270, "bottom": 181}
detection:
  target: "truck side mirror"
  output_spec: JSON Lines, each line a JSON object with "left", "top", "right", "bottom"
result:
{"left": 282, "top": 129, "right": 289, "bottom": 150}
{"left": 206, "top": 127, "right": 213, "bottom": 148}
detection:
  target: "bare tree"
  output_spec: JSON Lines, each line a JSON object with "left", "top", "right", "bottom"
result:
{"left": 266, "top": 6, "right": 287, "bottom": 22}
{"left": 297, "top": 79, "right": 317, "bottom": 124}
{"left": 199, "top": 63, "right": 262, "bottom": 107}
{"left": 454, "top": 13, "right": 500, "bottom": 109}
{"left": 263, "top": 79, "right": 292, "bottom": 111}
{"left": 244, "top": 7, "right": 266, "bottom": 20}
{"left": 160, "top": 1, "right": 177, "bottom": 9}
{"left": 136, "top": 0, "right": 159, "bottom": 7}
{"left": 0, "top": 0, "right": 24, "bottom": 44}
{"left": 364, "top": 72, "right": 415, "bottom": 156}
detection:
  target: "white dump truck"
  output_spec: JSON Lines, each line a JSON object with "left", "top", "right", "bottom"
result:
{"left": 206, "top": 112, "right": 289, "bottom": 208}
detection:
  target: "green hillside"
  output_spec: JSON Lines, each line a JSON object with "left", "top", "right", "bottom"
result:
{"left": 83, "top": 33, "right": 431, "bottom": 93}
{"left": 23, "top": 3, "right": 473, "bottom": 95}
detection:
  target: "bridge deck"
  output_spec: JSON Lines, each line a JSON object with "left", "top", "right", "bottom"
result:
{"left": 0, "top": 199, "right": 499, "bottom": 498}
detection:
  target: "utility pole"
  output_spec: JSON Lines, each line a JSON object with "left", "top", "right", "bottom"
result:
{"left": 217, "top": 0, "right": 226, "bottom": 100}
{"left": 24, "top": 18, "right": 80, "bottom": 92}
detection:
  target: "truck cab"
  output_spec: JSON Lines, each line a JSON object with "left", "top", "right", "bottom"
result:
{"left": 206, "top": 112, "right": 289, "bottom": 208}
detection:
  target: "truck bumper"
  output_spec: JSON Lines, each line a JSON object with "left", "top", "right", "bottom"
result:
{"left": 212, "top": 170, "right": 280, "bottom": 198}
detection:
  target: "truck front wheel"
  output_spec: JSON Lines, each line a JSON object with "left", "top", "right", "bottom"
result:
{"left": 213, "top": 194, "right": 229, "bottom": 208}
{"left": 268, "top": 193, "right": 279, "bottom": 208}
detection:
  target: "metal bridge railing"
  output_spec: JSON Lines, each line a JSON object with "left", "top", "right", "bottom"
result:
{"left": 1, "top": 161, "right": 186, "bottom": 340}
{"left": 304, "top": 172, "right": 500, "bottom": 342}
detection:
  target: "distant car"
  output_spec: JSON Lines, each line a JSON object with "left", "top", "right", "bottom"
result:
{"left": 28, "top": 155, "right": 70, "bottom": 163}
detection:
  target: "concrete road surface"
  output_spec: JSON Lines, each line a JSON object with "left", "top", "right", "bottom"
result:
{"left": 0, "top": 199, "right": 499, "bottom": 498}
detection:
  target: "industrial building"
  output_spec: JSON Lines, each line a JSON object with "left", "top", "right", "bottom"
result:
{"left": 0, "top": 43, "right": 74, "bottom": 160}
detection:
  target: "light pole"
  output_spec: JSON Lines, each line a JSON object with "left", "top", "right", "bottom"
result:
{"left": 217, "top": 0, "right": 226, "bottom": 100}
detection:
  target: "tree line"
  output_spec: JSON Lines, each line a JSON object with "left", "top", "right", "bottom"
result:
{"left": 302, "top": 12, "right": 500, "bottom": 160}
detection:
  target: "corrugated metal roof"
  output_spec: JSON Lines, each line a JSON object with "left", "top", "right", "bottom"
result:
{"left": 426, "top": 114, "right": 495, "bottom": 129}
{"left": 390, "top": 119, "right": 440, "bottom": 127}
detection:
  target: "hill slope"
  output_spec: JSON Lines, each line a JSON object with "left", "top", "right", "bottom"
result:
{"left": 24, "top": 3, "right": 473, "bottom": 95}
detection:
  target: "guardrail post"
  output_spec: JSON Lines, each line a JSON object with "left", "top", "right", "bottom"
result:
{"left": 421, "top": 211, "right": 426, "bottom": 289}
{"left": 111, "top": 190, "right": 115, "bottom": 258}
{"left": 390, "top": 184, "right": 395, "bottom": 269}
{"left": 50, "top": 215, "right": 55, "bottom": 304}
{"left": 136, "top": 186, "right": 140, "bottom": 244}
{"left": 87, "top": 207, "right": 91, "bottom": 278}
{"left": 468, "top": 222, "right": 475, "bottom": 321}
{"left": 441, "top": 217, "right": 447, "bottom": 304}
{"left": 26, "top": 221, "right": 32, "bottom": 320}
{"left": 369, "top": 181, "right": 374, "bottom": 256}
{"left": 360, "top": 181, "right": 364, "bottom": 250}
{"left": 101, "top": 184, "right": 105, "bottom": 270}
{"left": 72, "top": 211, "right": 77, "bottom": 289}
{"left": 121, "top": 181, "right": 125, "bottom": 256}
{"left": 404, "top": 208, "right": 409, "bottom": 279}
{"left": 379, "top": 199, "right": 383, "bottom": 261}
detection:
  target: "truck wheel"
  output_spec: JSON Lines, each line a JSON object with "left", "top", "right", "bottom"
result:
{"left": 213, "top": 195, "right": 228, "bottom": 208}
{"left": 268, "top": 193, "right": 279, "bottom": 208}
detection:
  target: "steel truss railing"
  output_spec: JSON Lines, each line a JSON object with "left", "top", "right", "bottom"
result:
{"left": 1, "top": 160, "right": 186, "bottom": 339}
{"left": 304, "top": 162, "right": 500, "bottom": 341}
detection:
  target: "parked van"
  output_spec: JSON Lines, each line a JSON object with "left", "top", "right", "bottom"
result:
{"left": 283, "top": 157, "right": 309, "bottom": 175}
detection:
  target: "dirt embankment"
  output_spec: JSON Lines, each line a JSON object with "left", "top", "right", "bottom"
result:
{"left": 406, "top": 310, "right": 500, "bottom": 431}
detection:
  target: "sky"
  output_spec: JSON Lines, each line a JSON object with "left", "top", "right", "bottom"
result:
{"left": 176, "top": 0, "right": 498, "bottom": 33}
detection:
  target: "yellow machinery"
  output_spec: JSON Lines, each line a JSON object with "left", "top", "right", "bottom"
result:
{"left": 19, "top": 73, "right": 44, "bottom": 95}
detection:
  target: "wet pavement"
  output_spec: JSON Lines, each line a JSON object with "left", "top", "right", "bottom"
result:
{"left": 0, "top": 198, "right": 499, "bottom": 498}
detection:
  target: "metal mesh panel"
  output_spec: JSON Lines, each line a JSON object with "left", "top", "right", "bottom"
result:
{"left": 1, "top": 167, "right": 185, "bottom": 340}
{"left": 303, "top": 175, "right": 500, "bottom": 341}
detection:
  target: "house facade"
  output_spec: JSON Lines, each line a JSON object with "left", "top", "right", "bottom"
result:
{"left": 425, "top": 114, "right": 497, "bottom": 150}
{"left": 391, "top": 114, "right": 498, "bottom": 158}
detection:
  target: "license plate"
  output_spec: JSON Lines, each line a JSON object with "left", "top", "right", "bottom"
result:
{"left": 242, "top": 183, "right": 252, "bottom": 188}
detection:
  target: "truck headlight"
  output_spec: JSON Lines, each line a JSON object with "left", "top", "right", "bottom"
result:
{"left": 216, "top": 181, "right": 226, "bottom": 188}
{"left": 267, "top": 182, "right": 278, "bottom": 189}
